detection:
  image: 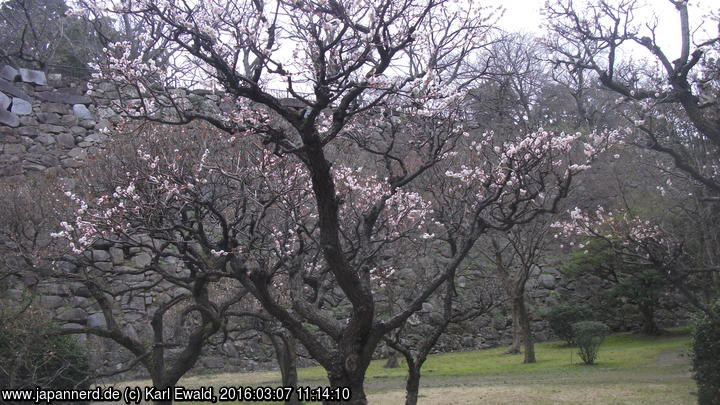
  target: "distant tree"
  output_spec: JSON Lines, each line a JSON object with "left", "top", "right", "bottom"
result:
{"left": 480, "top": 221, "right": 550, "bottom": 363}
{"left": 546, "top": 0, "right": 720, "bottom": 325}
{"left": 553, "top": 204, "right": 720, "bottom": 326}
{"left": 543, "top": 303, "right": 593, "bottom": 346}
{"left": 564, "top": 237, "right": 669, "bottom": 335}
{"left": 0, "top": 0, "right": 103, "bottom": 74}
{"left": 384, "top": 258, "right": 499, "bottom": 405}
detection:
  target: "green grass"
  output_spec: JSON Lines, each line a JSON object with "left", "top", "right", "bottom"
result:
{"left": 107, "top": 328, "right": 695, "bottom": 404}
{"left": 297, "top": 328, "right": 691, "bottom": 382}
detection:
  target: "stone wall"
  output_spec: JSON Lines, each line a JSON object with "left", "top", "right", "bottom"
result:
{"left": 0, "top": 66, "right": 106, "bottom": 179}
{"left": 428, "top": 264, "right": 690, "bottom": 353}
{"left": 0, "top": 65, "right": 690, "bottom": 381}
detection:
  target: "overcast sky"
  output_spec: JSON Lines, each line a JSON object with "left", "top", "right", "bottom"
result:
{"left": 500, "top": 0, "right": 717, "bottom": 61}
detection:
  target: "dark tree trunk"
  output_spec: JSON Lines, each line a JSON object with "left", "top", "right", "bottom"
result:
{"left": 326, "top": 372, "right": 368, "bottom": 405}
{"left": 384, "top": 350, "right": 399, "bottom": 368}
{"left": 270, "top": 332, "right": 300, "bottom": 405}
{"left": 505, "top": 301, "right": 521, "bottom": 354}
{"left": 639, "top": 303, "right": 661, "bottom": 335}
{"left": 515, "top": 296, "right": 536, "bottom": 363}
{"left": 404, "top": 366, "right": 421, "bottom": 405}
{"left": 150, "top": 375, "right": 174, "bottom": 405}
{"left": 322, "top": 345, "right": 377, "bottom": 405}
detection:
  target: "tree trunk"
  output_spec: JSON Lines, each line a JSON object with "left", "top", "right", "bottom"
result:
{"left": 326, "top": 372, "right": 367, "bottom": 405}
{"left": 515, "top": 296, "right": 536, "bottom": 363}
{"left": 639, "top": 303, "right": 661, "bottom": 335}
{"left": 150, "top": 376, "right": 173, "bottom": 405}
{"left": 505, "top": 301, "right": 521, "bottom": 354}
{"left": 270, "top": 332, "right": 300, "bottom": 405}
{"left": 384, "top": 350, "right": 399, "bottom": 368}
{"left": 404, "top": 366, "right": 421, "bottom": 405}
{"left": 323, "top": 348, "right": 374, "bottom": 405}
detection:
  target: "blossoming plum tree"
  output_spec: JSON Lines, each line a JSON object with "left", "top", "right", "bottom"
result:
{"left": 546, "top": 0, "right": 720, "bottom": 332}
{"left": 552, "top": 205, "right": 720, "bottom": 326}
{"left": 52, "top": 0, "right": 621, "bottom": 402}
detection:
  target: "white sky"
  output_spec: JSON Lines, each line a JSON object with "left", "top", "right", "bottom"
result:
{"left": 498, "top": 0, "right": 717, "bottom": 62}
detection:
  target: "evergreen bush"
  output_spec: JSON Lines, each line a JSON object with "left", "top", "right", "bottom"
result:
{"left": 572, "top": 321, "right": 609, "bottom": 365}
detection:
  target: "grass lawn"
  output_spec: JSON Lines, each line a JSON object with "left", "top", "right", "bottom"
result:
{"left": 108, "top": 328, "right": 696, "bottom": 404}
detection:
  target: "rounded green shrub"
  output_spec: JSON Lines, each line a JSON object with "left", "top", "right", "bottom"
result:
{"left": 543, "top": 303, "right": 594, "bottom": 345}
{"left": 692, "top": 304, "right": 720, "bottom": 405}
{"left": 572, "top": 321, "right": 609, "bottom": 365}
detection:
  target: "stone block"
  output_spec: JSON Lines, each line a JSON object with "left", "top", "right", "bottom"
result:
{"left": 0, "top": 91, "right": 9, "bottom": 110}
{"left": 109, "top": 247, "right": 124, "bottom": 265}
{"left": 55, "top": 132, "right": 75, "bottom": 148}
{"left": 132, "top": 252, "right": 152, "bottom": 268}
{"left": 73, "top": 285, "right": 92, "bottom": 297}
{"left": 1, "top": 143, "right": 25, "bottom": 154}
{"left": 0, "top": 110, "right": 19, "bottom": 127}
{"left": 36, "top": 133, "right": 55, "bottom": 145}
{"left": 71, "top": 296, "right": 89, "bottom": 308}
{"left": 89, "top": 249, "right": 111, "bottom": 262}
{"left": 538, "top": 274, "right": 557, "bottom": 289}
{"left": 462, "top": 336, "right": 476, "bottom": 347}
{"left": 10, "top": 97, "right": 31, "bottom": 115}
{"left": 18, "top": 68, "right": 47, "bottom": 86}
{"left": 68, "top": 147, "right": 87, "bottom": 160}
{"left": 0, "top": 78, "right": 31, "bottom": 100}
{"left": 19, "top": 116, "right": 37, "bottom": 126}
{"left": 16, "top": 126, "right": 37, "bottom": 137}
{"left": 94, "top": 261, "right": 113, "bottom": 272}
{"left": 37, "top": 112, "right": 60, "bottom": 124}
{"left": 203, "top": 357, "right": 225, "bottom": 369}
{"left": 34, "top": 91, "right": 92, "bottom": 105}
{"left": 79, "top": 119, "right": 96, "bottom": 129}
{"left": 127, "top": 297, "right": 145, "bottom": 311}
{"left": 223, "top": 343, "right": 239, "bottom": 358}
{"left": 73, "top": 104, "right": 95, "bottom": 120}
{"left": 70, "top": 125, "right": 87, "bottom": 135}
{"left": 39, "top": 124, "right": 66, "bottom": 133}
{"left": 38, "top": 295, "right": 65, "bottom": 309}
{"left": 87, "top": 313, "right": 107, "bottom": 328}
{"left": 5, "top": 289, "right": 25, "bottom": 301}
{"left": 115, "top": 266, "right": 146, "bottom": 282}
{"left": 23, "top": 163, "right": 46, "bottom": 172}
{"left": 0, "top": 65, "right": 19, "bottom": 81}
{"left": 56, "top": 308, "right": 88, "bottom": 323}
{"left": 41, "top": 102, "right": 69, "bottom": 114}
{"left": 0, "top": 164, "right": 23, "bottom": 176}
{"left": 85, "top": 132, "right": 107, "bottom": 143}
{"left": 59, "top": 114, "right": 78, "bottom": 126}
{"left": 61, "top": 158, "right": 84, "bottom": 168}
{"left": 37, "top": 283, "right": 69, "bottom": 296}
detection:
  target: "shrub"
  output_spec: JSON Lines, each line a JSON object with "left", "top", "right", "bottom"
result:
{"left": 572, "top": 321, "right": 609, "bottom": 365}
{"left": 543, "top": 303, "right": 594, "bottom": 345}
{"left": 0, "top": 303, "right": 90, "bottom": 396}
{"left": 692, "top": 304, "right": 720, "bottom": 405}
